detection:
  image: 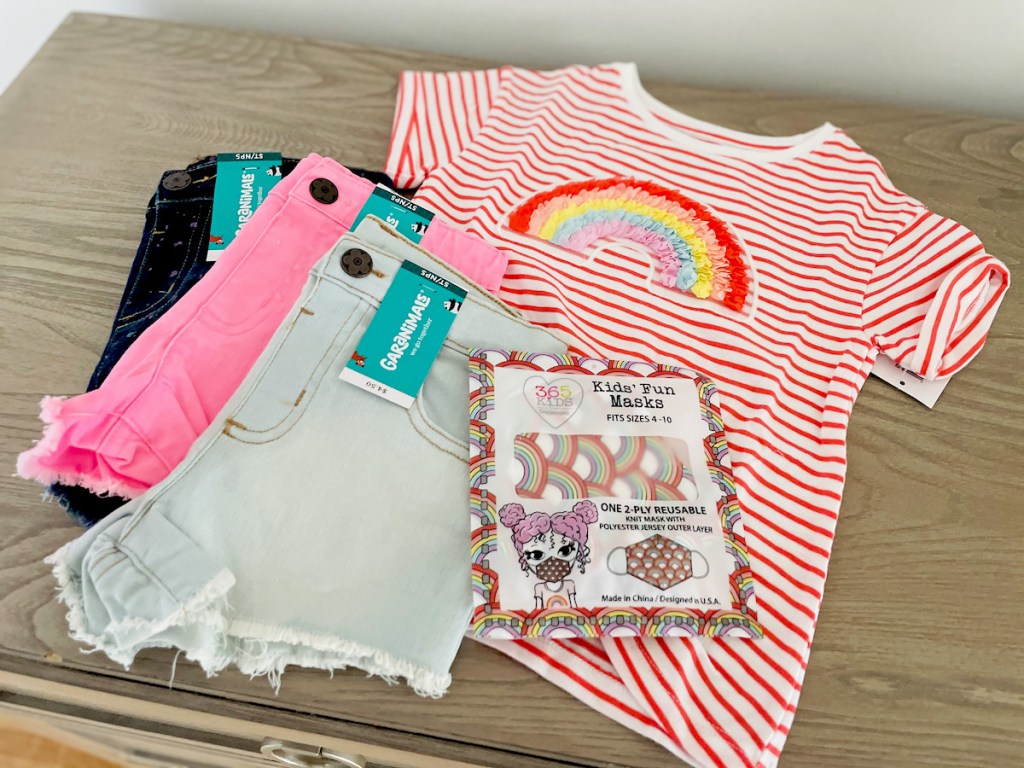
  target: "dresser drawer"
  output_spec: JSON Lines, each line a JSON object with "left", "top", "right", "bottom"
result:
{"left": 1, "top": 672, "right": 482, "bottom": 768}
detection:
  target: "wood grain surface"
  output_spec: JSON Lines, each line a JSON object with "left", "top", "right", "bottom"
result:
{"left": 1, "top": 13, "right": 1022, "bottom": 768}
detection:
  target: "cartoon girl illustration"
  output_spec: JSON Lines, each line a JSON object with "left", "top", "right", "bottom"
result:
{"left": 498, "top": 500, "right": 599, "bottom": 610}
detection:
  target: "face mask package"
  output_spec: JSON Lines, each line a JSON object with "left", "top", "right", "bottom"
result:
{"left": 468, "top": 349, "right": 763, "bottom": 640}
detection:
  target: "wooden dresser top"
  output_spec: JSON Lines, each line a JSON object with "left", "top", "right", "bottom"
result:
{"left": 0, "top": 13, "right": 1021, "bottom": 768}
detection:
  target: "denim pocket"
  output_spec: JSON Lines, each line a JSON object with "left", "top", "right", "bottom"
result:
{"left": 223, "top": 294, "right": 368, "bottom": 445}
{"left": 406, "top": 343, "right": 469, "bottom": 458}
{"left": 117, "top": 203, "right": 211, "bottom": 326}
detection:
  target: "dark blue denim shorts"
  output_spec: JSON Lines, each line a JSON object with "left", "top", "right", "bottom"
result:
{"left": 52, "top": 157, "right": 401, "bottom": 525}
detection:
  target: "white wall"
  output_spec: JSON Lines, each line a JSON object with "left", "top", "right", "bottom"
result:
{"left": 2, "top": 0, "right": 1023, "bottom": 119}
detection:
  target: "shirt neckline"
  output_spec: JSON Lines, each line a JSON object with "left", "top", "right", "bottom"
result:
{"left": 615, "top": 62, "right": 838, "bottom": 165}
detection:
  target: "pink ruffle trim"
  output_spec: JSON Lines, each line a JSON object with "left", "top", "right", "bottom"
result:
{"left": 16, "top": 396, "right": 148, "bottom": 500}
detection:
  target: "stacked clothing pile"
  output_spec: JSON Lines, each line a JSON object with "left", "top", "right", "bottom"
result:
{"left": 17, "top": 63, "right": 1009, "bottom": 768}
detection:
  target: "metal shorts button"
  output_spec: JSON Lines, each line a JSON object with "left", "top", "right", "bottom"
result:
{"left": 309, "top": 178, "right": 339, "bottom": 204}
{"left": 340, "top": 248, "right": 373, "bottom": 277}
{"left": 161, "top": 171, "right": 192, "bottom": 191}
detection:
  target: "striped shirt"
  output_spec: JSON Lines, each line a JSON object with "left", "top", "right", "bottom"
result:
{"left": 385, "top": 63, "right": 1009, "bottom": 768}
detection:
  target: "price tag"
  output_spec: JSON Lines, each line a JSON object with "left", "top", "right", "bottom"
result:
{"left": 207, "top": 152, "right": 283, "bottom": 260}
{"left": 351, "top": 185, "right": 434, "bottom": 243}
{"left": 340, "top": 260, "right": 466, "bottom": 408}
{"left": 870, "top": 355, "right": 949, "bottom": 409}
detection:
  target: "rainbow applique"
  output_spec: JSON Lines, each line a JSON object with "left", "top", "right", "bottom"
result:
{"left": 507, "top": 178, "right": 752, "bottom": 311}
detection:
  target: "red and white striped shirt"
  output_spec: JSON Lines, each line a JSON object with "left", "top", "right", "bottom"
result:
{"left": 385, "top": 63, "right": 1009, "bottom": 768}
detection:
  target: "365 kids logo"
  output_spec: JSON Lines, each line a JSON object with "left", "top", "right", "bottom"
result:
{"left": 524, "top": 376, "right": 584, "bottom": 428}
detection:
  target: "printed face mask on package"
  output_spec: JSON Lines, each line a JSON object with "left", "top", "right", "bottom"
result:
{"left": 469, "top": 350, "right": 762, "bottom": 639}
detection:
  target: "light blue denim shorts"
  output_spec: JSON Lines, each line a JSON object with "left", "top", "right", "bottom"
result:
{"left": 48, "top": 217, "right": 566, "bottom": 695}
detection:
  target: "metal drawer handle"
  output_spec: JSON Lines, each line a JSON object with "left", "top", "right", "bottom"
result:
{"left": 260, "top": 738, "right": 366, "bottom": 768}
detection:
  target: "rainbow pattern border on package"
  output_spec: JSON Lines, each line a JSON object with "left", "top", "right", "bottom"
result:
{"left": 469, "top": 349, "right": 762, "bottom": 639}
{"left": 513, "top": 432, "right": 698, "bottom": 500}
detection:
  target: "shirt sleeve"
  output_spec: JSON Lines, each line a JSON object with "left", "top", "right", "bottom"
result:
{"left": 862, "top": 206, "right": 1010, "bottom": 380}
{"left": 385, "top": 68, "right": 509, "bottom": 189}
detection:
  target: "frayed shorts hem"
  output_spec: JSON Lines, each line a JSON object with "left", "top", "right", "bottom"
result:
{"left": 18, "top": 397, "right": 149, "bottom": 500}
{"left": 46, "top": 542, "right": 451, "bottom": 697}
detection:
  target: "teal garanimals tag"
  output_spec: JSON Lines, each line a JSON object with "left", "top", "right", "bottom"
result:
{"left": 341, "top": 260, "right": 466, "bottom": 408}
{"left": 351, "top": 185, "right": 435, "bottom": 243}
{"left": 207, "top": 152, "right": 283, "bottom": 260}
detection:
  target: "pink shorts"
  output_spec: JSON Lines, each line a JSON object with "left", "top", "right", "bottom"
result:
{"left": 18, "top": 154, "right": 509, "bottom": 498}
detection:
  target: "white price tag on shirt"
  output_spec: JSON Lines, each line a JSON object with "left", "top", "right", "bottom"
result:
{"left": 870, "top": 355, "right": 950, "bottom": 409}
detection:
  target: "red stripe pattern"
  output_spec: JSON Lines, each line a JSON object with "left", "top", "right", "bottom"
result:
{"left": 386, "top": 64, "right": 1010, "bottom": 768}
